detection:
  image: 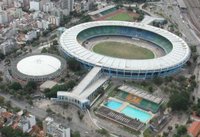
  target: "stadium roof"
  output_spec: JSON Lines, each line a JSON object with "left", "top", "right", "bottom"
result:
{"left": 60, "top": 21, "right": 190, "bottom": 71}
{"left": 17, "top": 54, "right": 61, "bottom": 76}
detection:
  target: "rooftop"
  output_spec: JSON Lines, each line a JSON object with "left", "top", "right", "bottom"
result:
{"left": 188, "top": 121, "right": 200, "bottom": 137}
{"left": 60, "top": 21, "right": 190, "bottom": 71}
{"left": 118, "top": 85, "right": 162, "bottom": 104}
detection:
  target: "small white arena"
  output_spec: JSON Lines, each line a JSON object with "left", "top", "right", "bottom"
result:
{"left": 11, "top": 54, "right": 66, "bottom": 81}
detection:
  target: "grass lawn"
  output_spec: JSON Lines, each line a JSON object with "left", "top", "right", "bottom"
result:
{"left": 107, "top": 13, "right": 133, "bottom": 21}
{"left": 93, "top": 41, "right": 154, "bottom": 59}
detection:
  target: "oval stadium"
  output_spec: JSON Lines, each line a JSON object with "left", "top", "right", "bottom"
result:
{"left": 59, "top": 21, "right": 191, "bottom": 79}
{"left": 11, "top": 54, "right": 66, "bottom": 82}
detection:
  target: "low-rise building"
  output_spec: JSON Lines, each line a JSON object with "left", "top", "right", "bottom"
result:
{"left": 25, "top": 30, "right": 37, "bottom": 41}
{"left": 0, "top": 38, "right": 17, "bottom": 55}
{"left": 40, "top": 80, "right": 57, "bottom": 91}
{"left": 48, "top": 15, "right": 60, "bottom": 26}
{"left": 43, "top": 117, "right": 70, "bottom": 137}
{"left": 30, "top": 0, "right": 40, "bottom": 11}
{"left": 18, "top": 113, "right": 36, "bottom": 133}
{"left": 37, "top": 19, "right": 49, "bottom": 30}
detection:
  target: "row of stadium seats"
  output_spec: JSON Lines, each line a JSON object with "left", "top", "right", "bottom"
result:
{"left": 117, "top": 90, "right": 160, "bottom": 113}
{"left": 77, "top": 26, "right": 173, "bottom": 53}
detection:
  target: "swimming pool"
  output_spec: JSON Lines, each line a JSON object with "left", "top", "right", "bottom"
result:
{"left": 105, "top": 100, "right": 152, "bottom": 123}
{"left": 105, "top": 100, "right": 122, "bottom": 111}
{"left": 121, "top": 106, "right": 152, "bottom": 123}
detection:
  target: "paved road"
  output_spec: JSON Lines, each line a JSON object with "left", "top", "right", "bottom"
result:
{"left": 0, "top": 93, "right": 47, "bottom": 119}
{"left": 153, "top": 0, "right": 200, "bottom": 45}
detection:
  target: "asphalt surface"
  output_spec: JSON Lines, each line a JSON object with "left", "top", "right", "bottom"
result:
{"left": 0, "top": 93, "right": 47, "bottom": 119}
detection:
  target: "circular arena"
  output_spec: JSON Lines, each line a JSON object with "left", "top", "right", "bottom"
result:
{"left": 11, "top": 54, "right": 66, "bottom": 81}
{"left": 59, "top": 21, "right": 191, "bottom": 79}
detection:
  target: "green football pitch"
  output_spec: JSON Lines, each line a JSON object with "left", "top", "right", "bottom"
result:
{"left": 107, "top": 13, "right": 133, "bottom": 21}
{"left": 93, "top": 41, "right": 155, "bottom": 59}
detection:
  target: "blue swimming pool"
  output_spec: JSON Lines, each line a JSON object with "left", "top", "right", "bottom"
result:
{"left": 105, "top": 100, "right": 122, "bottom": 111}
{"left": 121, "top": 106, "right": 152, "bottom": 123}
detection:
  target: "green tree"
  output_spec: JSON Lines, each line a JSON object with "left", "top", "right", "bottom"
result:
{"left": 148, "top": 86, "right": 153, "bottom": 93}
{"left": 167, "top": 92, "right": 189, "bottom": 111}
{"left": 66, "top": 80, "right": 76, "bottom": 89}
{"left": 96, "top": 128, "right": 110, "bottom": 137}
{"left": 67, "top": 58, "right": 81, "bottom": 72}
{"left": 0, "top": 126, "right": 31, "bottom": 137}
{"left": 0, "top": 95, "right": 5, "bottom": 105}
{"left": 153, "top": 77, "right": 163, "bottom": 85}
{"left": 25, "top": 81, "right": 37, "bottom": 91}
{"left": 9, "top": 82, "right": 22, "bottom": 91}
{"left": 0, "top": 51, "right": 5, "bottom": 60}
{"left": 72, "top": 131, "right": 80, "bottom": 137}
{"left": 177, "top": 125, "right": 187, "bottom": 136}
{"left": 41, "top": 47, "right": 48, "bottom": 53}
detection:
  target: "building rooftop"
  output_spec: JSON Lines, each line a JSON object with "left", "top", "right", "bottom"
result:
{"left": 16, "top": 54, "right": 61, "bottom": 76}
{"left": 177, "top": 0, "right": 187, "bottom": 9}
{"left": 188, "top": 121, "right": 200, "bottom": 137}
{"left": 40, "top": 80, "right": 57, "bottom": 90}
{"left": 60, "top": 21, "right": 190, "bottom": 71}
{"left": 118, "top": 85, "right": 162, "bottom": 104}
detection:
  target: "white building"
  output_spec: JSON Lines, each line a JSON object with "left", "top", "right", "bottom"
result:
{"left": 29, "top": 0, "right": 40, "bottom": 11}
{"left": 48, "top": 15, "right": 60, "bottom": 26}
{"left": 3, "top": 0, "right": 13, "bottom": 8}
{"left": 0, "top": 10, "right": 8, "bottom": 24}
{"left": 61, "top": 0, "right": 74, "bottom": 11}
{"left": 25, "top": 30, "right": 37, "bottom": 41}
{"left": 14, "top": 0, "right": 23, "bottom": 8}
{"left": 37, "top": 20, "right": 49, "bottom": 30}
{"left": 43, "top": 117, "right": 70, "bottom": 137}
{"left": 18, "top": 114, "right": 36, "bottom": 133}
{"left": 0, "top": 38, "right": 17, "bottom": 55}
{"left": 15, "top": 8, "right": 23, "bottom": 18}
{"left": 42, "top": 1, "right": 54, "bottom": 13}
{"left": 81, "top": 0, "right": 90, "bottom": 11}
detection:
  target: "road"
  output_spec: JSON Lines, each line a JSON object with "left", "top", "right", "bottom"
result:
{"left": 184, "top": 0, "right": 200, "bottom": 37}
{"left": 0, "top": 93, "right": 47, "bottom": 119}
{"left": 159, "top": 0, "right": 200, "bottom": 45}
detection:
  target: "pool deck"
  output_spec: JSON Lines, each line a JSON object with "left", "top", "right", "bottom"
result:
{"left": 105, "top": 97, "right": 154, "bottom": 124}
{"left": 97, "top": 106, "right": 145, "bottom": 131}
{"left": 116, "top": 102, "right": 129, "bottom": 112}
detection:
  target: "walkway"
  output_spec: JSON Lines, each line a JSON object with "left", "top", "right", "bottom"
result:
{"left": 73, "top": 66, "right": 102, "bottom": 95}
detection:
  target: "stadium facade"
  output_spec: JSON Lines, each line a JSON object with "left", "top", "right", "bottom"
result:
{"left": 59, "top": 21, "right": 190, "bottom": 80}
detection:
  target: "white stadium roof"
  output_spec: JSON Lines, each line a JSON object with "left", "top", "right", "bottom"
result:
{"left": 17, "top": 55, "right": 61, "bottom": 76}
{"left": 60, "top": 21, "right": 190, "bottom": 71}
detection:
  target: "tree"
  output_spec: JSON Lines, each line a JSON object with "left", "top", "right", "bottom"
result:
{"left": 25, "top": 81, "right": 37, "bottom": 91}
{"left": 46, "top": 108, "right": 53, "bottom": 114}
{"left": 9, "top": 82, "right": 22, "bottom": 91}
{"left": 148, "top": 86, "right": 153, "bottom": 93}
{"left": 168, "top": 126, "right": 173, "bottom": 132}
{"left": 72, "top": 131, "right": 80, "bottom": 137}
{"left": 67, "top": 58, "right": 81, "bottom": 72}
{"left": 66, "top": 80, "right": 76, "bottom": 89}
{"left": 41, "top": 47, "right": 48, "bottom": 53}
{"left": 177, "top": 125, "right": 187, "bottom": 136}
{"left": 67, "top": 117, "right": 72, "bottom": 122}
{"left": 190, "top": 45, "right": 197, "bottom": 53}
{"left": 153, "top": 77, "right": 163, "bottom": 85}
{"left": 0, "top": 126, "right": 31, "bottom": 137}
{"left": 0, "top": 51, "right": 5, "bottom": 60}
{"left": 0, "top": 95, "right": 5, "bottom": 105}
{"left": 167, "top": 92, "right": 189, "bottom": 111}
{"left": 96, "top": 128, "right": 110, "bottom": 137}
